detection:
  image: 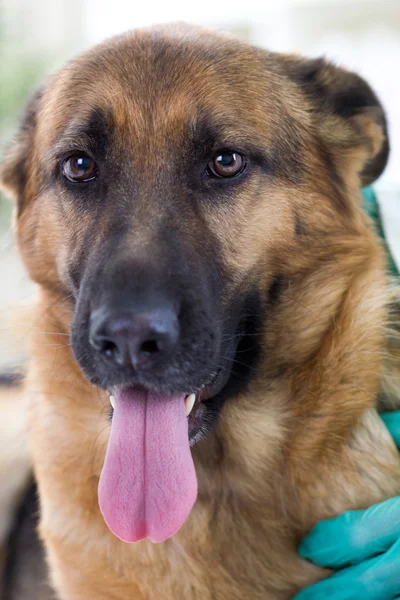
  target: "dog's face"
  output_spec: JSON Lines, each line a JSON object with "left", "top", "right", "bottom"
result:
{"left": 1, "top": 23, "right": 389, "bottom": 544}
{"left": 1, "top": 25, "right": 388, "bottom": 447}
{"left": 1, "top": 26, "right": 389, "bottom": 439}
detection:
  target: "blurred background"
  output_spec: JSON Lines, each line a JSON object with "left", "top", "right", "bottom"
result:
{"left": 0, "top": 0, "right": 399, "bottom": 367}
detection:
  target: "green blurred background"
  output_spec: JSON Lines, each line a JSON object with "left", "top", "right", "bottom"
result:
{"left": 0, "top": 3, "right": 49, "bottom": 367}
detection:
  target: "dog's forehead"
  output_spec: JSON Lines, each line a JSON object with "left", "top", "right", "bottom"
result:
{"left": 38, "top": 28, "right": 298, "bottom": 151}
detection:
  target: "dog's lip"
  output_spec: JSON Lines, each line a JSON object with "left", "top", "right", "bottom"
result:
{"left": 109, "top": 391, "right": 198, "bottom": 415}
{"left": 184, "top": 367, "right": 224, "bottom": 417}
{"left": 108, "top": 368, "right": 223, "bottom": 413}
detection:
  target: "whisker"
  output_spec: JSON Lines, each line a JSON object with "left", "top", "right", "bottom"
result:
{"left": 234, "top": 344, "right": 260, "bottom": 354}
{"left": 221, "top": 332, "right": 262, "bottom": 341}
{"left": 218, "top": 357, "right": 259, "bottom": 373}
{"left": 36, "top": 332, "right": 71, "bottom": 337}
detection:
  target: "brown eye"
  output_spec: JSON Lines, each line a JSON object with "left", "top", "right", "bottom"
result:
{"left": 62, "top": 154, "right": 97, "bottom": 182}
{"left": 208, "top": 151, "right": 246, "bottom": 178}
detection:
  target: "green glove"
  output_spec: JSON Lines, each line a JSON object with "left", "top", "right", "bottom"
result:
{"left": 382, "top": 412, "right": 400, "bottom": 448}
{"left": 294, "top": 411, "right": 400, "bottom": 600}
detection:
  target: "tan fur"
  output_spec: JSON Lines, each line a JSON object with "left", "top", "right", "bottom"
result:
{"left": 1, "top": 24, "right": 400, "bottom": 599}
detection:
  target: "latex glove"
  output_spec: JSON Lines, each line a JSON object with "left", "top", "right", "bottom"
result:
{"left": 294, "top": 411, "right": 400, "bottom": 600}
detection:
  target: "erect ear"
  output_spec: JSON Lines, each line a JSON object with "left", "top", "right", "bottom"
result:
{"left": 287, "top": 57, "right": 389, "bottom": 187}
{"left": 0, "top": 86, "right": 44, "bottom": 214}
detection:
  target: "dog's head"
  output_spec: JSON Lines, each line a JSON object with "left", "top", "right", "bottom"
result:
{"left": 0, "top": 24, "right": 389, "bottom": 542}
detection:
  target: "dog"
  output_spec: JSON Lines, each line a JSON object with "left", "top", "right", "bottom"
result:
{"left": 1, "top": 23, "right": 400, "bottom": 599}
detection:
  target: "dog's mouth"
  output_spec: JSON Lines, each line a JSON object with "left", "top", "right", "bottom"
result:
{"left": 108, "top": 366, "right": 226, "bottom": 446}
{"left": 98, "top": 323, "right": 259, "bottom": 546}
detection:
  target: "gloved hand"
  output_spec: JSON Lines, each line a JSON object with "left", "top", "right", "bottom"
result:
{"left": 294, "top": 411, "right": 400, "bottom": 600}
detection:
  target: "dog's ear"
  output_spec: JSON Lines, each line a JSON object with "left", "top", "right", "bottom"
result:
{"left": 287, "top": 57, "right": 389, "bottom": 186}
{"left": 0, "top": 86, "right": 44, "bottom": 214}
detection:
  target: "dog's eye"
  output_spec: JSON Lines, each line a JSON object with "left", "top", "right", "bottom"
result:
{"left": 208, "top": 152, "right": 246, "bottom": 178}
{"left": 62, "top": 154, "right": 97, "bottom": 183}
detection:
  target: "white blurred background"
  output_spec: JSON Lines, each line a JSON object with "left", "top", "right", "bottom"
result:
{"left": 0, "top": 0, "right": 399, "bottom": 366}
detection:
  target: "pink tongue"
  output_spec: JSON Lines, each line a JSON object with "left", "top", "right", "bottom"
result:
{"left": 98, "top": 387, "right": 198, "bottom": 543}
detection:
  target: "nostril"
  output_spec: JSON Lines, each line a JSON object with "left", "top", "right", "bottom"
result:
{"left": 89, "top": 306, "right": 179, "bottom": 370}
{"left": 100, "top": 340, "right": 119, "bottom": 359}
{"left": 140, "top": 339, "right": 160, "bottom": 355}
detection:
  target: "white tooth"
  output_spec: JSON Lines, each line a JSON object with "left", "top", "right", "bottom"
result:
{"left": 185, "top": 393, "right": 196, "bottom": 417}
{"left": 110, "top": 395, "right": 115, "bottom": 409}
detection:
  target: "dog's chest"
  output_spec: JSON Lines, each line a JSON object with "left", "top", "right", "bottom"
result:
{"left": 44, "top": 496, "right": 321, "bottom": 600}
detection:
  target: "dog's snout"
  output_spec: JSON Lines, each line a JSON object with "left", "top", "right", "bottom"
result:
{"left": 89, "top": 307, "right": 179, "bottom": 370}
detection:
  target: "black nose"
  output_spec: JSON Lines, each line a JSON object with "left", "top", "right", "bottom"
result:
{"left": 89, "top": 307, "right": 179, "bottom": 369}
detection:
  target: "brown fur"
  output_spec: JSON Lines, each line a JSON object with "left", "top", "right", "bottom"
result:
{"left": 1, "top": 24, "right": 400, "bottom": 599}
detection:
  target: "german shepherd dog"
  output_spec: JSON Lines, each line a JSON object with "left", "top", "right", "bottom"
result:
{"left": 1, "top": 23, "right": 400, "bottom": 600}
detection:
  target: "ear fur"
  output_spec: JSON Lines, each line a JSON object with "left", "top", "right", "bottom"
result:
{"left": 287, "top": 57, "right": 389, "bottom": 186}
{"left": 0, "top": 87, "right": 44, "bottom": 214}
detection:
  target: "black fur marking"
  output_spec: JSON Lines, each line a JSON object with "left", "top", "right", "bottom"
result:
{"left": 332, "top": 76, "right": 382, "bottom": 117}
{"left": 70, "top": 210, "right": 227, "bottom": 396}
{"left": 267, "top": 274, "right": 287, "bottom": 306}
{"left": 84, "top": 107, "right": 114, "bottom": 155}
{"left": 288, "top": 58, "right": 382, "bottom": 118}
{"left": 201, "top": 289, "right": 264, "bottom": 433}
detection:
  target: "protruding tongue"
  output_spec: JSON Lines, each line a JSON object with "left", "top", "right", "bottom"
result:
{"left": 98, "top": 387, "right": 197, "bottom": 543}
